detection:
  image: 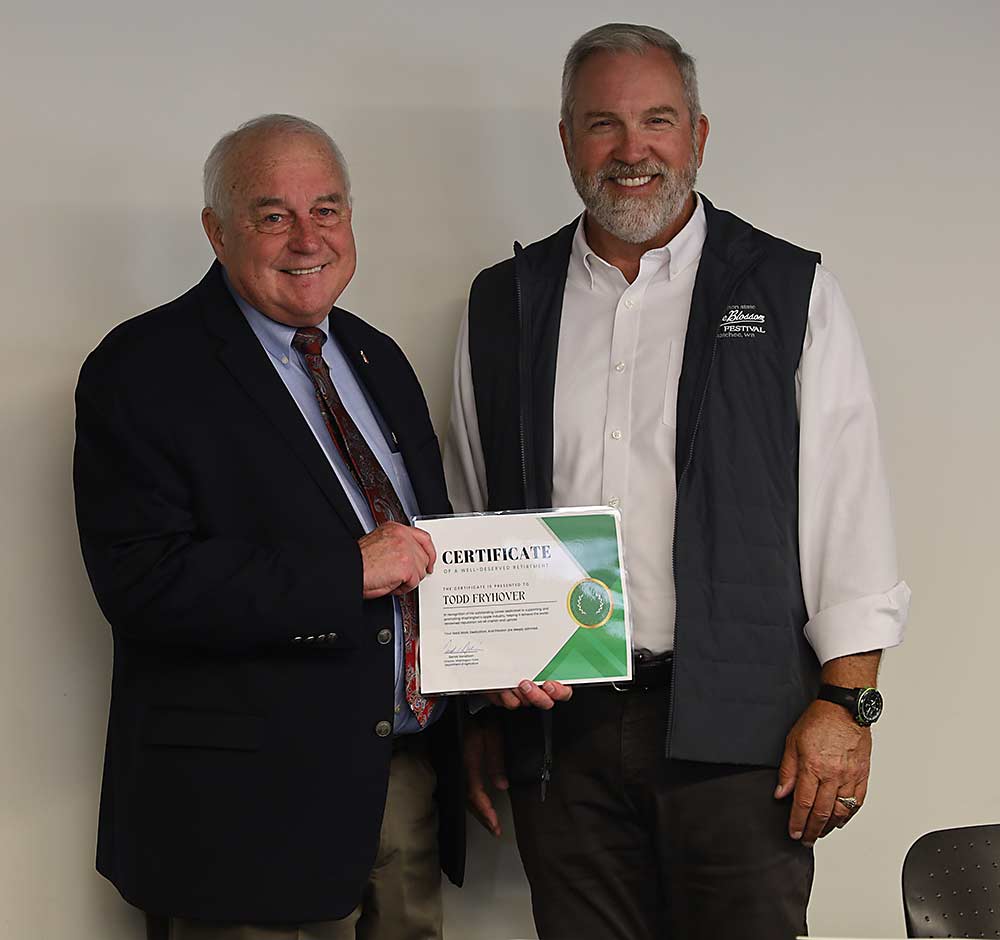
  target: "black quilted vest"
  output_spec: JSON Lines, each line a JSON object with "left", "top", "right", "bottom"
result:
{"left": 467, "top": 195, "right": 821, "bottom": 767}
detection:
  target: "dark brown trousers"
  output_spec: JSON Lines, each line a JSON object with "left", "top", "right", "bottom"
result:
{"left": 508, "top": 685, "right": 814, "bottom": 940}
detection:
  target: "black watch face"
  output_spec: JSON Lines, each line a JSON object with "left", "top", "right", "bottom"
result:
{"left": 857, "top": 688, "right": 883, "bottom": 725}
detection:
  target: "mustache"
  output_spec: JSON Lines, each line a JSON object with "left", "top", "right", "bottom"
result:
{"left": 596, "top": 160, "right": 670, "bottom": 183}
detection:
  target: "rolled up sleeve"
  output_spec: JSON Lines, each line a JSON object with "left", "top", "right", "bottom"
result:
{"left": 798, "top": 265, "right": 910, "bottom": 665}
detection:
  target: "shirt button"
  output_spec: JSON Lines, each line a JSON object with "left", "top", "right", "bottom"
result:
{"left": 624, "top": 298, "right": 635, "bottom": 309}
{"left": 608, "top": 497, "right": 621, "bottom": 509}
{"left": 377, "top": 628, "right": 392, "bottom": 645}
{"left": 615, "top": 361, "right": 626, "bottom": 372}
{"left": 375, "top": 720, "right": 392, "bottom": 737}
{"left": 280, "top": 355, "right": 289, "bottom": 365}
{"left": 394, "top": 704, "right": 401, "bottom": 714}
{"left": 611, "top": 429, "right": 623, "bottom": 440}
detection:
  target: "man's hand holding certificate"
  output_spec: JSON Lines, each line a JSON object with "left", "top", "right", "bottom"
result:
{"left": 415, "top": 507, "right": 633, "bottom": 694}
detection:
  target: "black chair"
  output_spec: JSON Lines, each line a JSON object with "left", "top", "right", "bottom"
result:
{"left": 903, "top": 824, "right": 1000, "bottom": 937}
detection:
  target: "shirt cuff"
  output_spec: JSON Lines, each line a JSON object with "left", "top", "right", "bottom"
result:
{"left": 803, "top": 581, "right": 911, "bottom": 665}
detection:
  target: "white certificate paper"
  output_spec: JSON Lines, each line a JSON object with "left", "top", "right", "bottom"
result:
{"left": 414, "top": 507, "right": 632, "bottom": 694}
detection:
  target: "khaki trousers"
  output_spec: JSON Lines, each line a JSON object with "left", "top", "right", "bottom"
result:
{"left": 145, "top": 746, "right": 442, "bottom": 940}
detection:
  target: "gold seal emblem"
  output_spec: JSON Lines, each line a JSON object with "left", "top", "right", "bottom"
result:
{"left": 567, "top": 578, "right": 614, "bottom": 629}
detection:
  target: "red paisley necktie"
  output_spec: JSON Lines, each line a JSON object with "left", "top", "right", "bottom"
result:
{"left": 292, "top": 327, "right": 435, "bottom": 727}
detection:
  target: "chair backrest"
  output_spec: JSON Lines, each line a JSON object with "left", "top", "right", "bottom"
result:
{"left": 902, "top": 824, "right": 1000, "bottom": 937}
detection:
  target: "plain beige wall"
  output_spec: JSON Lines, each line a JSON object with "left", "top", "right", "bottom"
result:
{"left": 2, "top": 1, "right": 998, "bottom": 936}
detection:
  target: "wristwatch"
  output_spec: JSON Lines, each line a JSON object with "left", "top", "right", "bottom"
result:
{"left": 817, "top": 684, "right": 883, "bottom": 726}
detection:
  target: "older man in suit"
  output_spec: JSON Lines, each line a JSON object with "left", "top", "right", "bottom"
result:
{"left": 74, "top": 114, "right": 463, "bottom": 940}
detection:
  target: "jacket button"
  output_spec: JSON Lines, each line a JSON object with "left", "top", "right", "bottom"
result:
{"left": 292, "top": 636, "right": 303, "bottom": 643}
{"left": 326, "top": 633, "right": 337, "bottom": 644}
{"left": 375, "top": 720, "right": 392, "bottom": 738}
{"left": 377, "top": 628, "right": 392, "bottom": 645}
{"left": 316, "top": 633, "right": 326, "bottom": 642}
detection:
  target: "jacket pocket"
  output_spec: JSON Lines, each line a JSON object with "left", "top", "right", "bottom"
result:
{"left": 141, "top": 707, "right": 262, "bottom": 751}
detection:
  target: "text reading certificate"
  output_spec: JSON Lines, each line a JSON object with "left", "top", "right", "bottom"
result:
{"left": 415, "top": 508, "right": 632, "bottom": 694}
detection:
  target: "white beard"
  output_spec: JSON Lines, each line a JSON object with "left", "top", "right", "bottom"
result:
{"left": 570, "top": 151, "right": 699, "bottom": 245}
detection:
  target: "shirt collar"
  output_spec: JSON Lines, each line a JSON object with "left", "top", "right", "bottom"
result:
{"left": 223, "top": 268, "right": 330, "bottom": 361}
{"left": 571, "top": 191, "right": 707, "bottom": 289}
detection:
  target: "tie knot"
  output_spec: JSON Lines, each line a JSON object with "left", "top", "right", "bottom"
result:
{"left": 292, "top": 327, "right": 327, "bottom": 357}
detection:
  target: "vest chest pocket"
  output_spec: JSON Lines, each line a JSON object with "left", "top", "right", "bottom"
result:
{"left": 661, "top": 340, "right": 682, "bottom": 428}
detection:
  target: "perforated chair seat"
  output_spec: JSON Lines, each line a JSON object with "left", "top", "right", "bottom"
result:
{"left": 903, "top": 824, "right": 1000, "bottom": 937}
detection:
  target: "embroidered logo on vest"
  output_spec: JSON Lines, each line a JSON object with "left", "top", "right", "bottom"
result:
{"left": 717, "top": 305, "right": 767, "bottom": 339}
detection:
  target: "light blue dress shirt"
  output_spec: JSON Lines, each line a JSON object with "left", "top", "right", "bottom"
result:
{"left": 226, "top": 277, "right": 439, "bottom": 734}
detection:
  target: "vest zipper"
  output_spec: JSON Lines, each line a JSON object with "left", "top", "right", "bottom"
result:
{"left": 666, "top": 263, "right": 759, "bottom": 756}
{"left": 513, "top": 243, "right": 531, "bottom": 506}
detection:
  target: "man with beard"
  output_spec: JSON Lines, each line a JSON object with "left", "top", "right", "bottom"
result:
{"left": 445, "top": 23, "right": 909, "bottom": 940}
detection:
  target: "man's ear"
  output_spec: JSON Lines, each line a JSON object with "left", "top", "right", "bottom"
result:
{"left": 695, "top": 113, "right": 710, "bottom": 168}
{"left": 558, "top": 120, "right": 573, "bottom": 169}
{"left": 201, "top": 207, "right": 225, "bottom": 261}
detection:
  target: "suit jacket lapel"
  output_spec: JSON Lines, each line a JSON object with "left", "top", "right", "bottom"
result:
{"left": 329, "top": 312, "right": 441, "bottom": 517}
{"left": 197, "top": 263, "right": 364, "bottom": 537}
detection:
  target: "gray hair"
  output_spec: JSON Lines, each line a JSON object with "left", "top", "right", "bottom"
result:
{"left": 203, "top": 113, "right": 351, "bottom": 219}
{"left": 561, "top": 24, "right": 700, "bottom": 130}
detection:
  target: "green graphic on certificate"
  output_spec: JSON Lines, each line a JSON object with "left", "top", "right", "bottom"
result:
{"left": 536, "top": 513, "right": 628, "bottom": 682}
{"left": 415, "top": 508, "right": 632, "bottom": 693}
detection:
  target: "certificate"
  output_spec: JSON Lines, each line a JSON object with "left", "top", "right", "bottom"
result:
{"left": 414, "top": 507, "right": 632, "bottom": 694}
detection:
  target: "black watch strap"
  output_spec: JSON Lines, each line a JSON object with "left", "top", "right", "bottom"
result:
{"left": 818, "top": 684, "right": 858, "bottom": 711}
{"left": 817, "top": 684, "right": 883, "bottom": 726}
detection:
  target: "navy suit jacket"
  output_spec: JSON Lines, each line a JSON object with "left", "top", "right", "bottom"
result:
{"left": 74, "top": 262, "right": 464, "bottom": 923}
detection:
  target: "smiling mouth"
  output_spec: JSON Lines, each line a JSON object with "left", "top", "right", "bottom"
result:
{"left": 609, "top": 175, "right": 658, "bottom": 188}
{"left": 284, "top": 264, "right": 327, "bottom": 276}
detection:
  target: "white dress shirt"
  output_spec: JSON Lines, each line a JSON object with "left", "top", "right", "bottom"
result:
{"left": 445, "top": 197, "right": 910, "bottom": 663}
